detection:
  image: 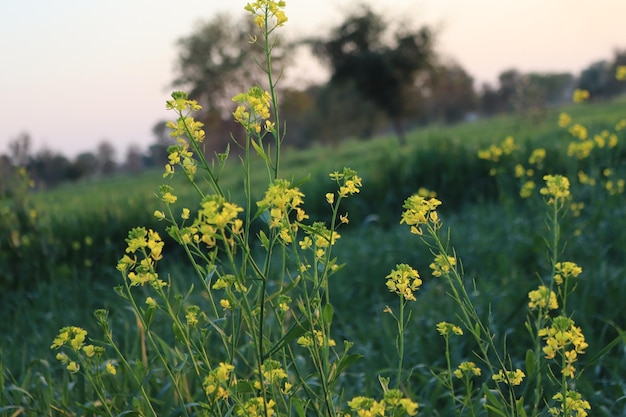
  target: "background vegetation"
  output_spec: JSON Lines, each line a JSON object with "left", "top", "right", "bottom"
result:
{"left": 2, "top": 6, "right": 626, "bottom": 190}
{"left": 2, "top": 92, "right": 626, "bottom": 414}
{"left": 2, "top": 4, "right": 626, "bottom": 415}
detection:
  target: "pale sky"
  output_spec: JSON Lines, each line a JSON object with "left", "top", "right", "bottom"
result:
{"left": 1, "top": 0, "right": 625, "bottom": 159}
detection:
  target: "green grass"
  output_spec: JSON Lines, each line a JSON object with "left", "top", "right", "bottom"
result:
{"left": 2, "top": 95, "right": 626, "bottom": 415}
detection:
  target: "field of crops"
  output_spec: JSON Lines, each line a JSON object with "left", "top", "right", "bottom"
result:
{"left": 2, "top": 95, "right": 626, "bottom": 416}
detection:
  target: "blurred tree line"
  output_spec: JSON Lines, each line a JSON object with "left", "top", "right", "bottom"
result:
{"left": 2, "top": 6, "right": 626, "bottom": 191}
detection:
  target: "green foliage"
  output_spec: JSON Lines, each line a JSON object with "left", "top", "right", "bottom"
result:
{"left": 2, "top": 4, "right": 626, "bottom": 415}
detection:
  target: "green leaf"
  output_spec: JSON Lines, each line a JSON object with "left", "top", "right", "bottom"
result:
{"left": 250, "top": 138, "right": 270, "bottom": 165}
{"left": 322, "top": 303, "right": 334, "bottom": 325}
{"left": 525, "top": 349, "right": 535, "bottom": 377}
{"left": 258, "top": 230, "right": 270, "bottom": 249}
{"left": 482, "top": 384, "right": 506, "bottom": 417}
{"left": 172, "top": 323, "right": 185, "bottom": 343}
{"left": 263, "top": 318, "right": 311, "bottom": 360}
{"left": 516, "top": 398, "right": 527, "bottom": 417}
{"left": 233, "top": 380, "right": 255, "bottom": 394}
{"left": 333, "top": 353, "right": 363, "bottom": 380}
{"left": 483, "top": 404, "right": 508, "bottom": 417}
{"left": 143, "top": 307, "right": 155, "bottom": 328}
{"left": 292, "top": 173, "right": 311, "bottom": 188}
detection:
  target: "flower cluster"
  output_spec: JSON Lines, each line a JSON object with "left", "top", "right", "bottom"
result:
{"left": 51, "top": 326, "right": 116, "bottom": 375}
{"left": 257, "top": 179, "right": 307, "bottom": 243}
{"left": 203, "top": 362, "right": 234, "bottom": 400}
{"left": 299, "top": 221, "right": 341, "bottom": 262}
{"left": 117, "top": 227, "right": 166, "bottom": 288}
{"left": 172, "top": 195, "right": 244, "bottom": 250}
{"left": 492, "top": 368, "right": 525, "bottom": 386}
{"left": 528, "top": 285, "right": 558, "bottom": 311}
{"left": 454, "top": 361, "right": 481, "bottom": 379}
{"left": 554, "top": 261, "right": 582, "bottom": 285}
{"left": 540, "top": 174, "right": 570, "bottom": 203}
{"left": 297, "top": 329, "right": 336, "bottom": 348}
{"left": 572, "top": 88, "right": 590, "bottom": 103}
{"left": 328, "top": 167, "right": 363, "bottom": 199}
{"left": 347, "top": 389, "right": 419, "bottom": 417}
{"left": 429, "top": 254, "right": 456, "bottom": 277}
{"left": 548, "top": 390, "right": 591, "bottom": 417}
{"left": 254, "top": 359, "right": 290, "bottom": 392}
{"left": 236, "top": 397, "right": 277, "bottom": 417}
{"left": 164, "top": 92, "right": 205, "bottom": 178}
{"left": 538, "top": 316, "right": 588, "bottom": 378}
{"left": 436, "top": 321, "right": 464, "bottom": 336}
{"left": 385, "top": 264, "right": 422, "bottom": 301}
{"left": 400, "top": 194, "right": 442, "bottom": 235}
{"left": 245, "top": 0, "right": 288, "bottom": 30}
{"left": 477, "top": 136, "right": 519, "bottom": 164}
{"left": 233, "top": 86, "right": 274, "bottom": 134}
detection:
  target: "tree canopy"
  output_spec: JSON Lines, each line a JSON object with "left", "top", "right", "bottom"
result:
{"left": 311, "top": 6, "right": 434, "bottom": 144}
{"left": 173, "top": 13, "right": 288, "bottom": 117}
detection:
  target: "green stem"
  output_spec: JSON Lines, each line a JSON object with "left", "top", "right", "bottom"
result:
{"left": 396, "top": 298, "right": 405, "bottom": 388}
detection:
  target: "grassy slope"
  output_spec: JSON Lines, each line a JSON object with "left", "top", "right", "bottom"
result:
{"left": 2, "top": 96, "right": 626, "bottom": 413}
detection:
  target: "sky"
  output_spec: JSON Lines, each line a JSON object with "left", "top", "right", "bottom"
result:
{"left": 1, "top": 0, "right": 625, "bottom": 160}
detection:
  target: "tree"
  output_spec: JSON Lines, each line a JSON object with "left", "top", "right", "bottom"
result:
{"left": 311, "top": 5, "right": 434, "bottom": 145}
{"left": 173, "top": 13, "right": 288, "bottom": 116}
{"left": 72, "top": 152, "right": 99, "bottom": 179}
{"left": 147, "top": 120, "right": 175, "bottom": 167}
{"left": 29, "top": 148, "right": 72, "bottom": 189}
{"left": 578, "top": 50, "right": 626, "bottom": 99}
{"left": 8, "top": 132, "right": 31, "bottom": 167}
{"left": 124, "top": 144, "right": 144, "bottom": 174}
{"left": 96, "top": 140, "right": 117, "bottom": 176}
{"left": 423, "top": 62, "right": 477, "bottom": 123}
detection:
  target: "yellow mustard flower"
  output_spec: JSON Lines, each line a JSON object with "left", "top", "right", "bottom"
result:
{"left": 549, "top": 390, "right": 591, "bottom": 417}
{"left": 260, "top": 359, "right": 288, "bottom": 385}
{"left": 554, "top": 261, "right": 582, "bottom": 285}
{"left": 492, "top": 368, "right": 525, "bottom": 386}
{"left": 386, "top": 264, "right": 422, "bottom": 301}
{"left": 520, "top": 180, "right": 536, "bottom": 198}
{"left": 558, "top": 112, "right": 572, "bottom": 128}
{"left": 436, "top": 321, "right": 463, "bottom": 336}
{"left": 569, "top": 123, "right": 588, "bottom": 140}
{"left": 429, "top": 254, "right": 456, "bottom": 277}
{"left": 105, "top": 362, "right": 117, "bottom": 375}
{"left": 245, "top": 0, "right": 288, "bottom": 29}
{"left": 572, "top": 88, "right": 590, "bottom": 103}
{"left": 528, "top": 285, "right": 558, "bottom": 310}
{"left": 528, "top": 148, "right": 546, "bottom": 165}
{"left": 616, "top": 65, "right": 626, "bottom": 81}
{"left": 454, "top": 361, "right": 482, "bottom": 378}
{"left": 400, "top": 194, "right": 442, "bottom": 235}
{"left": 540, "top": 175, "right": 570, "bottom": 201}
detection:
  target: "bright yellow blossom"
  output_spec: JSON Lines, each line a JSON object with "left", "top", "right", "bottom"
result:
{"left": 572, "top": 88, "right": 590, "bottom": 103}
{"left": 528, "top": 285, "right": 558, "bottom": 310}
{"left": 386, "top": 264, "right": 422, "bottom": 301}
{"left": 540, "top": 175, "right": 570, "bottom": 202}
{"left": 492, "top": 368, "right": 525, "bottom": 386}
{"left": 558, "top": 112, "right": 572, "bottom": 128}
{"left": 454, "top": 361, "right": 481, "bottom": 378}
{"left": 436, "top": 321, "right": 464, "bottom": 336}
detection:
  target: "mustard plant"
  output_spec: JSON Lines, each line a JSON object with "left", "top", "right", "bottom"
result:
{"left": 391, "top": 173, "right": 594, "bottom": 416}
{"left": 45, "top": 4, "right": 626, "bottom": 417}
{"left": 49, "top": 2, "right": 415, "bottom": 416}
